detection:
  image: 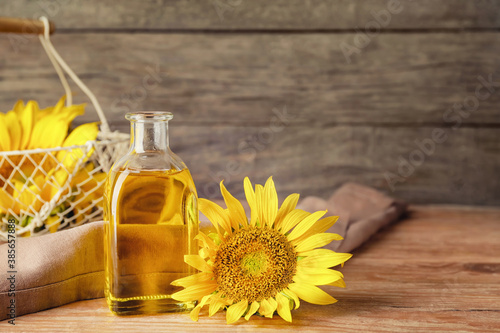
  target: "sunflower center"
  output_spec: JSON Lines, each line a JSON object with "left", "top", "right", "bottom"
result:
{"left": 241, "top": 250, "right": 268, "bottom": 276}
{"left": 212, "top": 227, "right": 297, "bottom": 303}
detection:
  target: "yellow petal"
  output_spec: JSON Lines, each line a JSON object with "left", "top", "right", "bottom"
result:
{"left": 220, "top": 180, "right": 247, "bottom": 230}
{"left": 328, "top": 279, "right": 346, "bottom": 288}
{"left": 199, "top": 198, "right": 232, "bottom": 235}
{"left": 60, "top": 103, "right": 85, "bottom": 121}
{"left": 5, "top": 111, "right": 22, "bottom": 151}
{"left": 244, "top": 177, "right": 257, "bottom": 227}
{"left": 11, "top": 181, "right": 26, "bottom": 213}
{"left": 171, "top": 272, "right": 213, "bottom": 288}
{"left": 48, "top": 97, "right": 85, "bottom": 123}
{"left": 280, "top": 209, "right": 310, "bottom": 234}
{"left": 189, "top": 294, "right": 212, "bottom": 322}
{"left": 293, "top": 216, "right": 339, "bottom": 244}
{"left": 274, "top": 193, "right": 300, "bottom": 231}
{"left": 190, "top": 305, "right": 202, "bottom": 322}
{"left": 13, "top": 178, "right": 44, "bottom": 214}
{"left": 12, "top": 99, "right": 25, "bottom": 113}
{"left": 288, "top": 283, "right": 338, "bottom": 305}
{"left": 70, "top": 163, "right": 102, "bottom": 189}
{"left": 209, "top": 298, "right": 226, "bottom": 317}
{"left": 200, "top": 245, "right": 216, "bottom": 259}
{"left": 255, "top": 184, "right": 264, "bottom": 227}
{"left": 29, "top": 116, "right": 68, "bottom": 149}
{"left": 13, "top": 179, "right": 24, "bottom": 197}
{"left": 46, "top": 169, "right": 70, "bottom": 199}
{"left": 29, "top": 97, "right": 86, "bottom": 149}
{"left": 73, "top": 170, "right": 106, "bottom": 195}
{"left": 57, "top": 123, "right": 98, "bottom": 169}
{"left": 258, "top": 298, "right": 276, "bottom": 318}
{"left": 29, "top": 100, "right": 43, "bottom": 121}
{"left": 294, "top": 233, "right": 343, "bottom": 253}
{"left": 57, "top": 145, "right": 90, "bottom": 171}
{"left": 199, "top": 247, "right": 211, "bottom": 259}
{"left": 268, "top": 297, "right": 277, "bottom": 316}
{"left": 282, "top": 288, "right": 300, "bottom": 310}
{"left": 293, "top": 267, "right": 343, "bottom": 285}
{"left": 297, "top": 249, "right": 352, "bottom": 268}
{"left": 226, "top": 300, "right": 248, "bottom": 324}
{"left": 263, "top": 177, "right": 278, "bottom": 227}
{"left": 63, "top": 122, "right": 98, "bottom": 146}
{"left": 287, "top": 210, "right": 327, "bottom": 242}
{"left": 16, "top": 100, "right": 34, "bottom": 150}
{"left": 276, "top": 293, "right": 292, "bottom": 322}
{"left": 0, "top": 113, "right": 11, "bottom": 151}
{"left": 244, "top": 301, "right": 260, "bottom": 320}
{"left": 184, "top": 254, "right": 212, "bottom": 272}
{"left": 0, "top": 188, "right": 14, "bottom": 213}
{"left": 171, "top": 282, "right": 218, "bottom": 302}
{"left": 41, "top": 95, "right": 65, "bottom": 118}
{"left": 70, "top": 165, "right": 93, "bottom": 186}
{"left": 194, "top": 231, "right": 217, "bottom": 250}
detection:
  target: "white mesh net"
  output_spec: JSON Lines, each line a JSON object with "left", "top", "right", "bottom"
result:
{"left": 0, "top": 136, "right": 128, "bottom": 240}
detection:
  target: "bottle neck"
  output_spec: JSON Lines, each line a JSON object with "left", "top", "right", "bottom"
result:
{"left": 130, "top": 120, "right": 169, "bottom": 153}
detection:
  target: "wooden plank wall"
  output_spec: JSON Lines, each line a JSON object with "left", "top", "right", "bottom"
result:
{"left": 1, "top": 1, "right": 500, "bottom": 205}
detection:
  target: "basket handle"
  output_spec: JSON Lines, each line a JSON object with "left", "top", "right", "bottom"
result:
{"left": 37, "top": 17, "right": 111, "bottom": 134}
{"left": 0, "top": 16, "right": 112, "bottom": 134}
{"left": 0, "top": 17, "right": 55, "bottom": 35}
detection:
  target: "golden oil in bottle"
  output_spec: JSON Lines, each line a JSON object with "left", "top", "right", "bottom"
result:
{"left": 104, "top": 112, "right": 198, "bottom": 315}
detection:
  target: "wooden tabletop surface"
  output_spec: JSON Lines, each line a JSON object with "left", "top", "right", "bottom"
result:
{"left": 4, "top": 205, "right": 500, "bottom": 332}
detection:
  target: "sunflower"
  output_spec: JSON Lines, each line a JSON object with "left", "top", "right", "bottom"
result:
{"left": 0, "top": 96, "right": 88, "bottom": 184}
{"left": 44, "top": 162, "right": 107, "bottom": 233}
{"left": 0, "top": 97, "right": 104, "bottom": 235}
{"left": 171, "top": 177, "right": 352, "bottom": 324}
{"left": 0, "top": 96, "right": 85, "bottom": 152}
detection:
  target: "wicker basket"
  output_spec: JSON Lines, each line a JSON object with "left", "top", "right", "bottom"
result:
{"left": 0, "top": 17, "right": 129, "bottom": 240}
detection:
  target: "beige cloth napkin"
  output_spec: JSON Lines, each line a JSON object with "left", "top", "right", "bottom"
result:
{"left": 0, "top": 182, "right": 406, "bottom": 320}
{"left": 297, "top": 182, "right": 407, "bottom": 252}
{"left": 0, "top": 221, "right": 104, "bottom": 321}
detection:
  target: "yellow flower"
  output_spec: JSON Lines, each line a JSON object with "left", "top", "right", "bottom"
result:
{"left": 0, "top": 97, "right": 101, "bottom": 233}
{"left": 44, "top": 164, "right": 106, "bottom": 233}
{"left": 0, "top": 96, "right": 84, "bottom": 152}
{"left": 171, "top": 177, "right": 352, "bottom": 324}
{"left": 0, "top": 97, "right": 87, "bottom": 183}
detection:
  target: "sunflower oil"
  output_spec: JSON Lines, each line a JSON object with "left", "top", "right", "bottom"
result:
{"left": 104, "top": 167, "right": 198, "bottom": 314}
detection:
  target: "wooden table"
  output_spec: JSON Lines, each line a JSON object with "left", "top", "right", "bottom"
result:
{"left": 5, "top": 206, "right": 500, "bottom": 332}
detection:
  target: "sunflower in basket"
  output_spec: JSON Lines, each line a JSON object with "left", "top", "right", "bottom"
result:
{"left": 0, "top": 96, "right": 105, "bottom": 236}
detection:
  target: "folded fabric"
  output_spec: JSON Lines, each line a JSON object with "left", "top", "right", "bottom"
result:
{"left": 0, "top": 221, "right": 104, "bottom": 321}
{"left": 297, "top": 182, "right": 407, "bottom": 252}
{"left": 0, "top": 182, "right": 406, "bottom": 320}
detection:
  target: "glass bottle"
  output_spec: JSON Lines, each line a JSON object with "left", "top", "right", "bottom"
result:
{"left": 104, "top": 111, "right": 198, "bottom": 315}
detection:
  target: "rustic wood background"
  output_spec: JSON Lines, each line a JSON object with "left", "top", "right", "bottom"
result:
{"left": 1, "top": 1, "right": 499, "bottom": 205}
